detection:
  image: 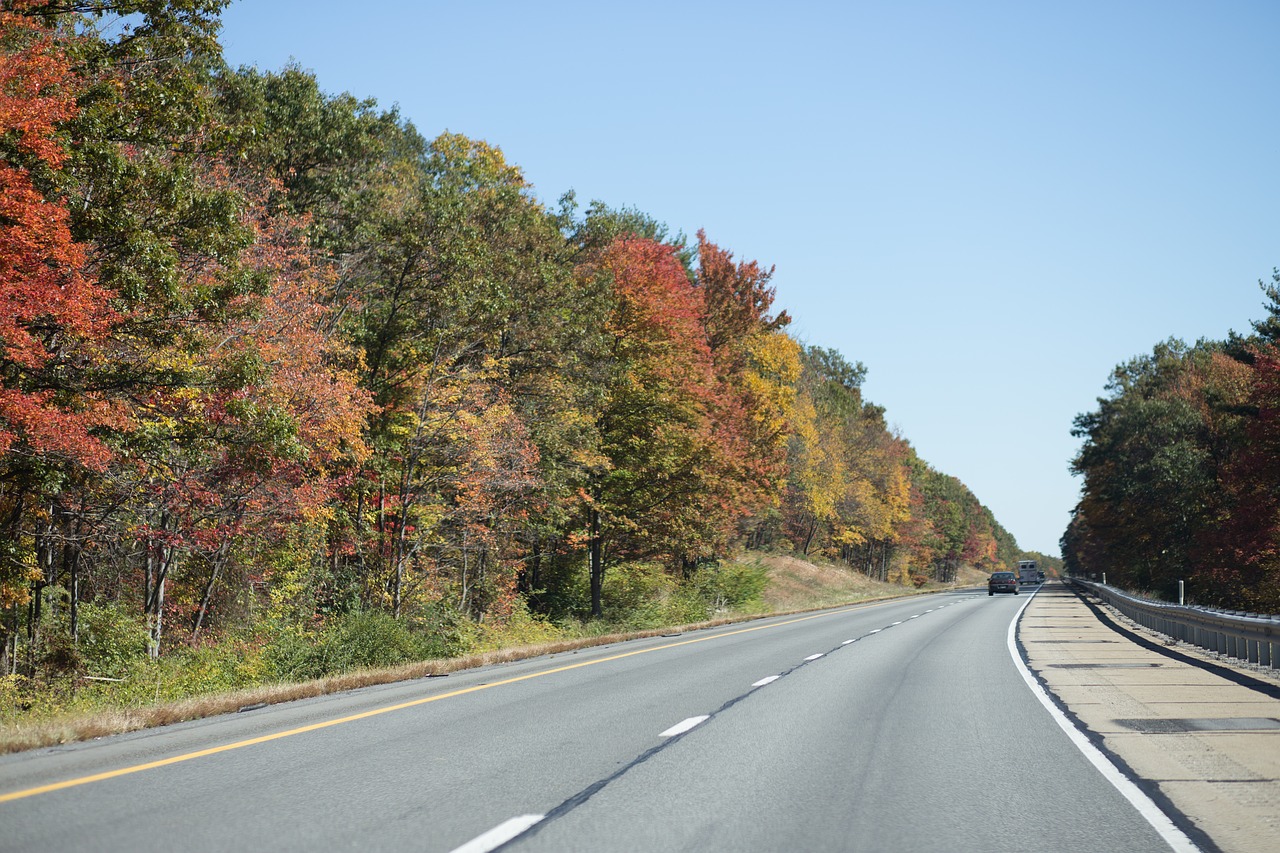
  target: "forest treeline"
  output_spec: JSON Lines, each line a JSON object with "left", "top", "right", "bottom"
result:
{"left": 0, "top": 0, "right": 1024, "bottom": 698}
{"left": 1065, "top": 273, "right": 1280, "bottom": 612}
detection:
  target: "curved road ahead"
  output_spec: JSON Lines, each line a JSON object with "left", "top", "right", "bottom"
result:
{"left": 1, "top": 590, "right": 1182, "bottom": 852}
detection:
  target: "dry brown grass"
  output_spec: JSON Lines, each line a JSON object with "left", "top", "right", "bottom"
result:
{"left": 759, "top": 554, "right": 910, "bottom": 611}
{"left": 0, "top": 553, "right": 976, "bottom": 755}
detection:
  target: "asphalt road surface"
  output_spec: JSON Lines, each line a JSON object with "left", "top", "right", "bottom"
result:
{"left": 0, "top": 590, "right": 1182, "bottom": 852}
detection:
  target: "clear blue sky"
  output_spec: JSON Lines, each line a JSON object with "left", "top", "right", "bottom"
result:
{"left": 218, "top": 0, "right": 1279, "bottom": 557}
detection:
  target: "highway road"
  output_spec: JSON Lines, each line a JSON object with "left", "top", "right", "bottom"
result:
{"left": 0, "top": 589, "right": 1186, "bottom": 852}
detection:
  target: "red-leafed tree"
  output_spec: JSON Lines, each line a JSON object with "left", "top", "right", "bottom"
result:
{"left": 695, "top": 232, "right": 794, "bottom": 550}
{"left": 1198, "top": 345, "right": 1280, "bottom": 610}
{"left": 1, "top": 6, "right": 119, "bottom": 671}
{"left": 123, "top": 196, "right": 375, "bottom": 649}
{"left": 182, "top": 204, "right": 372, "bottom": 638}
{"left": 0, "top": 7, "right": 115, "bottom": 469}
{"left": 582, "top": 236, "right": 725, "bottom": 615}
{"left": 697, "top": 230, "right": 790, "bottom": 369}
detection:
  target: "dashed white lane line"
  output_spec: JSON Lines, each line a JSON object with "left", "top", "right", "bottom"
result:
{"left": 660, "top": 716, "right": 710, "bottom": 737}
{"left": 454, "top": 602, "right": 966, "bottom": 852}
{"left": 890, "top": 621, "right": 903, "bottom": 626}
{"left": 449, "top": 814, "right": 545, "bottom": 853}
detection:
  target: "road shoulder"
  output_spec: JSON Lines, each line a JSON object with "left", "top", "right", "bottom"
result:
{"left": 1019, "top": 583, "right": 1280, "bottom": 853}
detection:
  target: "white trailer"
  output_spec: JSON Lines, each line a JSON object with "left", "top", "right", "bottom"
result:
{"left": 1017, "top": 559, "right": 1040, "bottom": 585}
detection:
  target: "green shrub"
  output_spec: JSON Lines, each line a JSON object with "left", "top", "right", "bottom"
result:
{"left": 155, "top": 642, "right": 263, "bottom": 699}
{"left": 76, "top": 601, "right": 151, "bottom": 680}
{"left": 0, "top": 675, "right": 58, "bottom": 723}
{"left": 474, "top": 599, "right": 568, "bottom": 650}
{"left": 600, "top": 562, "right": 679, "bottom": 628}
{"left": 263, "top": 607, "right": 473, "bottom": 682}
{"left": 686, "top": 561, "right": 768, "bottom": 613}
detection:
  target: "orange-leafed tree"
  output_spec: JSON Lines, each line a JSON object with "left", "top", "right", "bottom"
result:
{"left": 0, "top": 6, "right": 119, "bottom": 671}
{"left": 0, "top": 7, "right": 115, "bottom": 468}
{"left": 582, "top": 236, "right": 724, "bottom": 616}
{"left": 695, "top": 232, "right": 796, "bottom": 550}
{"left": 180, "top": 204, "right": 373, "bottom": 638}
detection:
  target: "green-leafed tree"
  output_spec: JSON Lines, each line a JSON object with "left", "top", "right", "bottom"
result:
{"left": 1068, "top": 339, "right": 1234, "bottom": 598}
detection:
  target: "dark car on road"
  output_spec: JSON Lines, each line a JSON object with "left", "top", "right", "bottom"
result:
{"left": 988, "top": 571, "right": 1018, "bottom": 595}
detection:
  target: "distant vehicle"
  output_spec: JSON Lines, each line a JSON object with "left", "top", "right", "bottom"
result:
{"left": 988, "top": 571, "right": 1018, "bottom": 595}
{"left": 1017, "top": 560, "right": 1040, "bottom": 586}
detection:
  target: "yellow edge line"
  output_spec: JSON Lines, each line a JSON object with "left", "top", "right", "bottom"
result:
{"left": 2, "top": 606, "right": 859, "bottom": 804}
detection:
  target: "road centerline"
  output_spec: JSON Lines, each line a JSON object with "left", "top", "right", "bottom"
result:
{"left": 0, "top": 601, "right": 898, "bottom": 805}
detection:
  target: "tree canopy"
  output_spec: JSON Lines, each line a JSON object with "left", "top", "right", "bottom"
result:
{"left": 1, "top": 1, "right": 1036, "bottom": 687}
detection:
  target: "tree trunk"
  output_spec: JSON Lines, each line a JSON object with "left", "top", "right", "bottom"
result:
{"left": 191, "top": 539, "right": 232, "bottom": 638}
{"left": 459, "top": 536, "right": 470, "bottom": 615}
{"left": 0, "top": 610, "right": 15, "bottom": 676}
{"left": 589, "top": 507, "right": 603, "bottom": 619}
{"left": 145, "top": 534, "right": 173, "bottom": 659}
{"left": 66, "top": 510, "right": 81, "bottom": 645}
{"left": 801, "top": 516, "right": 817, "bottom": 556}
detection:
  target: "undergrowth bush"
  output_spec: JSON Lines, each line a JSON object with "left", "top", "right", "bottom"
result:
{"left": 76, "top": 601, "right": 152, "bottom": 680}
{"left": 474, "top": 600, "right": 570, "bottom": 651}
{"left": 2, "top": 559, "right": 776, "bottom": 731}
{"left": 605, "top": 563, "right": 666, "bottom": 625}
{"left": 686, "top": 560, "right": 768, "bottom": 614}
{"left": 264, "top": 606, "right": 473, "bottom": 681}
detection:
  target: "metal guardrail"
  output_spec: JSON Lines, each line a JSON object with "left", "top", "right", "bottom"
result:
{"left": 1067, "top": 578, "right": 1280, "bottom": 670}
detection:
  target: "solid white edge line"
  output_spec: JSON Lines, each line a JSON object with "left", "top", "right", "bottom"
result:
{"left": 660, "top": 715, "right": 710, "bottom": 737}
{"left": 804, "top": 653, "right": 824, "bottom": 661}
{"left": 752, "top": 675, "right": 781, "bottom": 687}
{"left": 449, "top": 814, "right": 545, "bottom": 853}
{"left": 1006, "top": 592, "right": 1200, "bottom": 853}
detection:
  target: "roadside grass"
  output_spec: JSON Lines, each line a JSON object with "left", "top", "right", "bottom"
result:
{"left": 0, "top": 553, "right": 972, "bottom": 755}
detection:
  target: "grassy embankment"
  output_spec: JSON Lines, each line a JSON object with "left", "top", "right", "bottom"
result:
{"left": 0, "top": 554, "right": 986, "bottom": 754}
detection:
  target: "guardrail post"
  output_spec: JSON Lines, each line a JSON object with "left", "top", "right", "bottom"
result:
{"left": 1178, "top": 580, "right": 1184, "bottom": 606}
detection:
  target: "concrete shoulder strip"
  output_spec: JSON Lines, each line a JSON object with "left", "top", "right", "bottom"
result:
{"left": 1006, "top": 591, "right": 1200, "bottom": 853}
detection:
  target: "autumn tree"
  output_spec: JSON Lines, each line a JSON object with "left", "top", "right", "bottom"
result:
{"left": 576, "top": 236, "right": 727, "bottom": 615}
{"left": 0, "top": 4, "right": 118, "bottom": 670}
{"left": 695, "top": 232, "right": 795, "bottom": 551}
